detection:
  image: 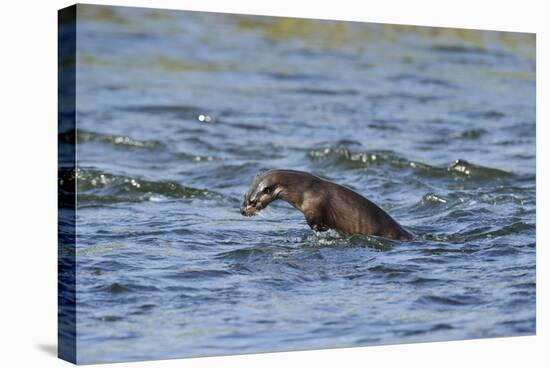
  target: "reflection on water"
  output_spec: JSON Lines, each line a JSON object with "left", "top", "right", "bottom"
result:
{"left": 65, "top": 4, "right": 535, "bottom": 364}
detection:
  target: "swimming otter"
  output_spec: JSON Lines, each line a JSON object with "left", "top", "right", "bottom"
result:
{"left": 240, "top": 169, "right": 413, "bottom": 241}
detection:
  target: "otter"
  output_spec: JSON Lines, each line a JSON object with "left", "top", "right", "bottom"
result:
{"left": 240, "top": 169, "right": 413, "bottom": 241}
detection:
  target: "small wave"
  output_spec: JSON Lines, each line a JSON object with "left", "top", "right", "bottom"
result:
{"left": 450, "top": 128, "right": 487, "bottom": 139}
{"left": 368, "top": 123, "right": 400, "bottom": 132}
{"left": 478, "top": 245, "right": 520, "bottom": 258}
{"left": 431, "top": 44, "right": 515, "bottom": 60}
{"left": 284, "top": 87, "right": 360, "bottom": 96}
{"left": 174, "top": 151, "right": 222, "bottom": 162}
{"left": 77, "top": 129, "right": 165, "bottom": 150}
{"left": 74, "top": 167, "right": 217, "bottom": 205}
{"left": 422, "top": 193, "right": 448, "bottom": 205}
{"left": 482, "top": 222, "right": 535, "bottom": 239}
{"left": 408, "top": 277, "right": 444, "bottom": 285}
{"left": 96, "top": 315, "right": 123, "bottom": 322}
{"left": 420, "top": 224, "right": 488, "bottom": 243}
{"left": 368, "top": 265, "right": 414, "bottom": 277}
{"left": 265, "top": 71, "right": 336, "bottom": 82}
{"left": 215, "top": 247, "right": 271, "bottom": 261}
{"left": 367, "top": 92, "right": 442, "bottom": 104}
{"left": 99, "top": 282, "right": 157, "bottom": 294}
{"left": 306, "top": 231, "right": 396, "bottom": 251}
{"left": 388, "top": 73, "right": 456, "bottom": 89}
{"left": 413, "top": 188, "right": 532, "bottom": 216}
{"left": 498, "top": 318, "right": 535, "bottom": 334}
{"left": 164, "top": 269, "right": 234, "bottom": 280}
{"left": 129, "top": 304, "right": 156, "bottom": 316}
{"left": 308, "top": 146, "right": 420, "bottom": 170}
{"left": 122, "top": 104, "right": 213, "bottom": 122}
{"left": 64, "top": 129, "right": 221, "bottom": 163}
{"left": 308, "top": 145, "right": 512, "bottom": 181}
{"left": 105, "top": 283, "right": 129, "bottom": 294}
{"left": 395, "top": 323, "right": 454, "bottom": 337}
{"left": 431, "top": 45, "right": 487, "bottom": 55}
{"left": 417, "top": 243, "right": 481, "bottom": 254}
{"left": 463, "top": 110, "right": 506, "bottom": 120}
{"left": 447, "top": 159, "right": 511, "bottom": 179}
{"left": 417, "top": 294, "right": 483, "bottom": 307}
{"left": 420, "top": 221, "right": 533, "bottom": 244}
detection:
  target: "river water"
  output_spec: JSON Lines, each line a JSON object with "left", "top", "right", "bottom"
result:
{"left": 66, "top": 5, "right": 535, "bottom": 364}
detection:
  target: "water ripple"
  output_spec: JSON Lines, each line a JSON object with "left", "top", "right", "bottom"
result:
{"left": 71, "top": 167, "right": 219, "bottom": 205}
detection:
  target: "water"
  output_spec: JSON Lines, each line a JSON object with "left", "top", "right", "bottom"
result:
{"left": 63, "top": 5, "right": 535, "bottom": 364}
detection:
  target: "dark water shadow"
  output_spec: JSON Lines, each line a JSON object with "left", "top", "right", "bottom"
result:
{"left": 36, "top": 343, "right": 57, "bottom": 357}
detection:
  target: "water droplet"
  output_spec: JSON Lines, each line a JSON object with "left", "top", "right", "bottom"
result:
{"left": 198, "top": 114, "right": 213, "bottom": 123}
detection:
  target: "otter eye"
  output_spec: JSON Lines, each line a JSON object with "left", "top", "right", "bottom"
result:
{"left": 263, "top": 186, "right": 272, "bottom": 194}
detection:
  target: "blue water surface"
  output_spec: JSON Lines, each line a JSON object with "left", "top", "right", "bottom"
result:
{"left": 65, "top": 5, "right": 535, "bottom": 364}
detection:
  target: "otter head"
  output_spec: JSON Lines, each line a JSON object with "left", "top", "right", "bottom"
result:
{"left": 240, "top": 171, "right": 281, "bottom": 217}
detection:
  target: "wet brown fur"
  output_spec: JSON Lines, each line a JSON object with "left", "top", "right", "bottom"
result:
{"left": 240, "top": 169, "right": 413, "bottom": 241}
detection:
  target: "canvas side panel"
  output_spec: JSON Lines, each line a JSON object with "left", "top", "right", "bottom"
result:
{"left": 58, "top": 4, "right": 77, "bottom": 364}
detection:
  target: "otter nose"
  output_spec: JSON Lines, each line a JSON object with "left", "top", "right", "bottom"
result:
{"left": 239, "top": 201, "right": 249, "bottom": 215}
